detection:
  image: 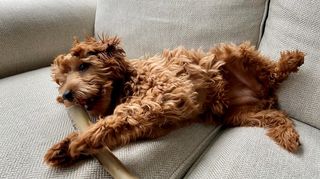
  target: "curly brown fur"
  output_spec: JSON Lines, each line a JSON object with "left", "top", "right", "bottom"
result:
{"left": 45, "top": 36, "right": 304, "bottom": 167}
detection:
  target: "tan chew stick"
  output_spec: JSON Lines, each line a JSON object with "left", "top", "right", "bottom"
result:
{"left": 67, "top": 105, "right": 138, "bottom": 179}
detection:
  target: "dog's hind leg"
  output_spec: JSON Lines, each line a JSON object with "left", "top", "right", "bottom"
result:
{"left": 273, "top": 50, "right": 305, "bottom": 83}
{"left": 224, "top": 109, "right": 300, "bottom": 153}
{"left": 212, "top": 42, "right": 304, "bottom": 91}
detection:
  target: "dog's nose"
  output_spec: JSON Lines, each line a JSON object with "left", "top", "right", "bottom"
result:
{"left": 62, "top": 90, "right": 74, "bottom": 101}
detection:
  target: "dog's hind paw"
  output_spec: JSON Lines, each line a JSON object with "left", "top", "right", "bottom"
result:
{"left": 267, "top": 125, "right": 301, "bottom": 153}
{"left": 279, "top": 50, "right": 305, "bottom": 73}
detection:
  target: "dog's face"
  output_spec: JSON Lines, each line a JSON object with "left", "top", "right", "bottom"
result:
{"left": 51, "top": 37, "right": 128, "bottom": 117}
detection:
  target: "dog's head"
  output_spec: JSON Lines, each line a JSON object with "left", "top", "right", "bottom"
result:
{"left": 51, "top": 36, "right": 130, "bottom": 117}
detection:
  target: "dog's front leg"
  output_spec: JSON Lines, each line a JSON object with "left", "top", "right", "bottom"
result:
{"left": 45, "top": 109, "right": 162, "bottom": 167}
{"left": 68, "top": 116, "right": 142, "bottom": 158}
{"left": 45, "top": 92, "right": 196, "bottom": 167}
{"left": 67, "top": 102, "right": 172, "bottom": 160}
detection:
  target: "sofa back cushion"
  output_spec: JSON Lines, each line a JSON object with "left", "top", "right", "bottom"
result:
{"left": 0, "top": 0, "right": 96, "bottom": 78}
{"left": 95, "top": 0, "right": 268, "bottom": 58}
{"left": 259, "top": 0, "right": 320, "bottom": 128}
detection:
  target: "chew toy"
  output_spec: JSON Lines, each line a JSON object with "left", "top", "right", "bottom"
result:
{"left": 67, "top": 105, "right": 138, "bottom": 179}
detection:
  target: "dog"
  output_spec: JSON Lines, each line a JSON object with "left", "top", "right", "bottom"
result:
{"left": 45, "top": 36, "right": 304, "bottom": 167}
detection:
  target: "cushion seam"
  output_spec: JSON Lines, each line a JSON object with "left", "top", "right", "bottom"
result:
{"left": 257, "top": 0, "right": 271, "bottom": 47}
{"left": 169, "top": 125, "right": 222, "bottom": 179}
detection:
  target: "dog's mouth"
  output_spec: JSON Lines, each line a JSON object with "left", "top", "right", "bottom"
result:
{"left": 83, "top": 95, "right": 101, "bottom": 111}
{"left": 61, "top": 85, "right": 111, "bottom": 117}
{"left": 78, "top": 86, "right": 104, "bottom": 111}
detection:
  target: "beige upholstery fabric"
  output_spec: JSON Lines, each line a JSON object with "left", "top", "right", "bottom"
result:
{"left": 0, "top": 68, "right": 220, "bottom": 178}
{"left": 0, "top": 0, "right": 96, "bottom": 78}
{"left": 259, "top": 0, "right": 320, "bottom": 128}
{"left": 95, "top": 0, "right": 268, "bottom": 59}
{"left": 185, "top": 120, "right": 320, "bottom": 178}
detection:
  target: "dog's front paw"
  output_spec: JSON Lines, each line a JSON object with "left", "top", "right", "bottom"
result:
{"left": 44, "top": 133, "right": 86, "bottom": 167}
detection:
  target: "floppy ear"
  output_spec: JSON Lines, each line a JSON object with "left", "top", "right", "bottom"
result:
{"left": 51, "top": 55, "right": 69, "bottom": 85}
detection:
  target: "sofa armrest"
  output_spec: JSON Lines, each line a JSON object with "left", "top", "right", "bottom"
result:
{"left": 0, "top": 0, "right": 96, "bottom": 78}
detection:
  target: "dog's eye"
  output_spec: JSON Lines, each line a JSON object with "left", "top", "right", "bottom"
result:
{"left": 78, "top": 63, "right": 90, "bottom": 72}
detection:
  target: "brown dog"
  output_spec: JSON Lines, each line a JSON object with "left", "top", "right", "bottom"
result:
{"left": 45, "top": 36, "right": 304, "bottom": 167}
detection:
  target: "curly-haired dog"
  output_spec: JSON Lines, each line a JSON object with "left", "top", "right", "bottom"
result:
{"left": 45, "top": 36, "right": 304, "bottom": 167}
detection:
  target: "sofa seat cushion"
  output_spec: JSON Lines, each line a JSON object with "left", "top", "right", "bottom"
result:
{"left": 185, "top": 120, "right": 320, "bottom": 178}
{"left": 0, "top": 67, "right": 220, "bottom": 178}
{"left": 258, "top": 0, "right": 320, "bottom": 128}
{"left": 95, "top": 0, "right": 268, "bottom": 58}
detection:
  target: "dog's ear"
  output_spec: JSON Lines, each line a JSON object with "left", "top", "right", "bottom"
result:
{"left": 101, "top": 36, "right": 125, "bottom": 59}
{"left": 99, "top": 36, "right": 133, "bottom": 81}
{"left": 51, "top": 55, "right": 69, "bottom": 85}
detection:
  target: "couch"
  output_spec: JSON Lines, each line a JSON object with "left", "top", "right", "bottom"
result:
{"left": 0, "top": 0, "right": 319, "bottom": 178}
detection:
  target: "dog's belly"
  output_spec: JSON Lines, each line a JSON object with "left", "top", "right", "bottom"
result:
{"left": 223, "top": 58, "right": 265, "bottom": 107}
{"left": 227, "top": 84, "right": 260, "bottom": 106}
